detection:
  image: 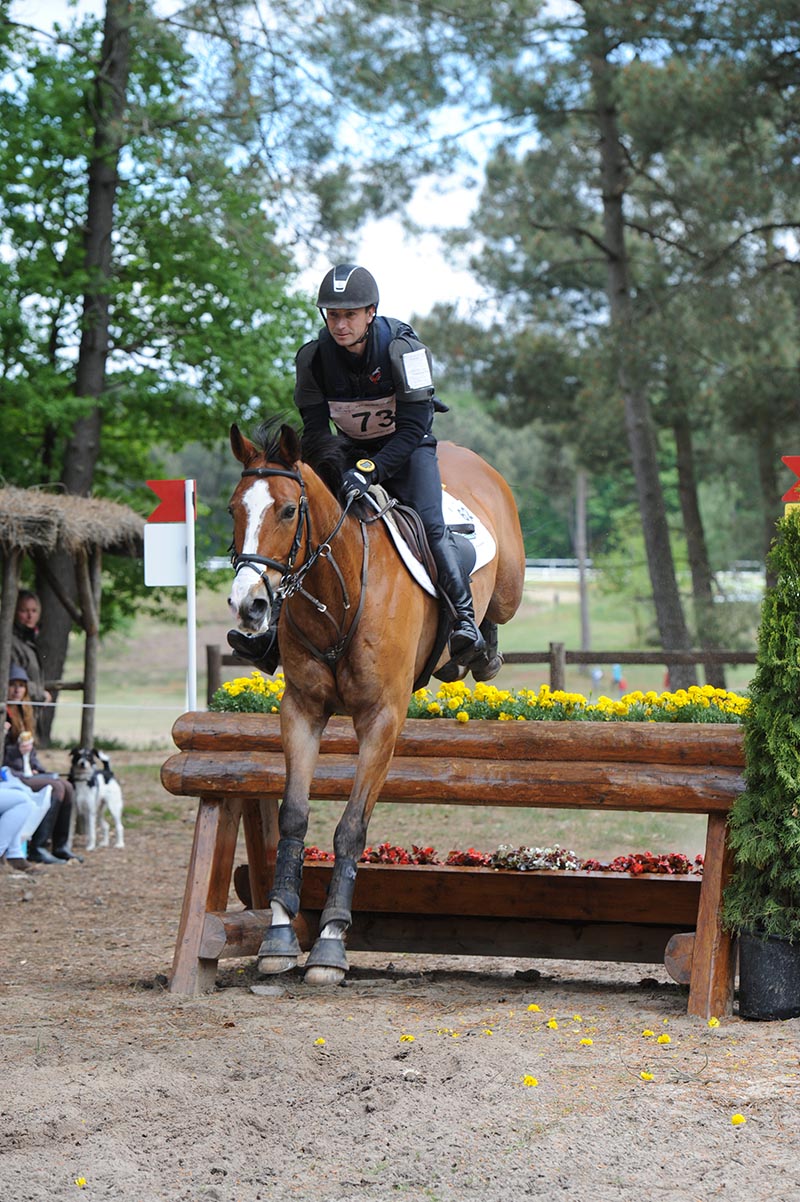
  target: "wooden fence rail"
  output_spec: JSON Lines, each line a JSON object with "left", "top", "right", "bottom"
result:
{"left": 206, "top": 642, "right": 757, "bottom": 703}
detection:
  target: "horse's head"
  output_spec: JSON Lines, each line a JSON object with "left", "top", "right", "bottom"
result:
{"left": 227, "top": 422, "right": 305, "bottom": 633}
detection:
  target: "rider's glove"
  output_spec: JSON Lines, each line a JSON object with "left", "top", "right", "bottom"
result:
{"left": 341, "top": 460, "right": 376, "bottom": 499}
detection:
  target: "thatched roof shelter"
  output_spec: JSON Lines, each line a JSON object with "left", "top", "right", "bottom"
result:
{"left": 0, "top": 486, "right": 143, "bottom": 556}
{"left": 0, "top": 487, "right": 145, "bottom": 749}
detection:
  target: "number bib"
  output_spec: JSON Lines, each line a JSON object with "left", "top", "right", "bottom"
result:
{"left": 328, "top": 396, "right": 397, "bottom": 441}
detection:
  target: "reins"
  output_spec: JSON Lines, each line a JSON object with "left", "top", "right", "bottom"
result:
{"left": 231, "top": 463, "right": 371, "bottom": 669}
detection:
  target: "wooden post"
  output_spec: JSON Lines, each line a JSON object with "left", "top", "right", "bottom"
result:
{"left": 0, "top": 547, "right": 22, "bottom": 758}
{"left": 549, "top": 641, "right": 566, "bottom": 691}
{"left": 76, "top": 546, "right": 102, "bottom": 749}
{"left": 169, "top": 793, "right": 244, "bottom": 994}
{"left": 687, "top": 811, "right": 736, "bottom": 1018}
{"left": 206, "top": 643, "right": 222, "bottom": 706}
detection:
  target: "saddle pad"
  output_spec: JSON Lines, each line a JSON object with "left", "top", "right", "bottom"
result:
{"left": 368, "top": 488, "right": 497, "bottom": 597}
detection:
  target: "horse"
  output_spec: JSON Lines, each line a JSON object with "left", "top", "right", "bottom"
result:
{"left": 227, "top": 420, "right": 525, "bottom": 984}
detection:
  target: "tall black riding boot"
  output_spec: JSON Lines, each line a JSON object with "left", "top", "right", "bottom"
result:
{"left": 431, "top": 533, "right": 487, "bottom": 667}
{"left": 27, "top": 793, "right": 64, "bottom": 865}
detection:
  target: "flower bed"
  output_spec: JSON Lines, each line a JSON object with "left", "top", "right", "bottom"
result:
{"left": 304, "top": 842, "right": 705, "bottom": 874}
{"left": 210, "top": 672, "right": 748, "bottom": 724}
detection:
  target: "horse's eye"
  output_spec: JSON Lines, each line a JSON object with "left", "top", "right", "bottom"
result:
{"left": 227, "top": 505, "right": 233, "bottom": 517}
{"left": 279, "top": 503, "right": 297, "bottom": 521}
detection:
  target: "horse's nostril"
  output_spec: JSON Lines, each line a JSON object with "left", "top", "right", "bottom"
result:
{"left": 245, "top": 597, "right": 270, "bottom": 623}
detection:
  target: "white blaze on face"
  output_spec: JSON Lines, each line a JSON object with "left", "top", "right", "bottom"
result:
{"left": 229, "top": 479, "right": 276, "bottom": 619}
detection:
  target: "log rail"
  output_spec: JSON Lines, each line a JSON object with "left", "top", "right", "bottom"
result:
{"left": 162, "top": 713, "right": 745, "bottom": 1016}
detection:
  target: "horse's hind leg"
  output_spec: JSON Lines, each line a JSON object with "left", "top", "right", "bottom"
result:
{"left": 471, "top": 619, "right": 503, "bottom": 682}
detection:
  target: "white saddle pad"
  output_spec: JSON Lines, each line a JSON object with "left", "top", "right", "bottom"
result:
{"left": 366, "top": 487, "right": 497, "bottom": 598}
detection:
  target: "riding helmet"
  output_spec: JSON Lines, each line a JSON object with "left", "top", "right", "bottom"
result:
{"left": 317, "top": 264, "right": 379, "bottom": 311}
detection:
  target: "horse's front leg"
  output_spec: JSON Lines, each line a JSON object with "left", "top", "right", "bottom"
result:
{"left": 304, "top": 707, "right": 404, "bottom": 986}
{"left": 257, "top": 693, "right": 327, "bottom": 975}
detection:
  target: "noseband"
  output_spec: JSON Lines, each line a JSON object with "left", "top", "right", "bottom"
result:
{"left": 231, "top": 463, "right": 368, "bottom": 667}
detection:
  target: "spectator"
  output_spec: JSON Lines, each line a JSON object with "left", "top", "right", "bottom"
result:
{"left": 5, "top": 665, "right": 80, "bottom": 864}
{"left": 11, "top": 590, "right": 52, "bottom": 736}
{"left": 0, "top": 770, "right": 46, "bottom": 876}
{"left": 0, "top": 768, "right": 49, "bottom": 875}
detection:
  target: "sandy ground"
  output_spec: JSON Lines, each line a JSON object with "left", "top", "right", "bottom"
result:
{"left": 2, "top": 764, "right": 800, "bottom": 1202}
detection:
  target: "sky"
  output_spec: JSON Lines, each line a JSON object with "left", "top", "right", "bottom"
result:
{"left": 11, "top": 0, "right": 486, "bottom": 319}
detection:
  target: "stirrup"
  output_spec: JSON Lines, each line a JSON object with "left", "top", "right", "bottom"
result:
{"left": 448, "top": 624, "right": 487, "bottom": 667}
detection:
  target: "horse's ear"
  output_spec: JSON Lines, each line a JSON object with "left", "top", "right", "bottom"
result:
{"left": 278, "top": 424, "right": 302, "bottom": 466}
{"left": 230, "top": 424, "right": 259, "bottom": 466}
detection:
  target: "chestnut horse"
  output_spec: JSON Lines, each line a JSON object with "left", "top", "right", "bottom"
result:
{"left": 227, "top": 421, "right": 525, "bottom": 984}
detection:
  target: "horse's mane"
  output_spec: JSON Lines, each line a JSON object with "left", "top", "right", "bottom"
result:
{"left": 300, "top": 427, "right": 349, "bottom": 499}
{"left": 251, "top": 415, "right": 348, "bottom": 499}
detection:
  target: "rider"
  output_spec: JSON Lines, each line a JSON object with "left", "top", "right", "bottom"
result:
{"left": 296, "top": 263, "right": 486, "bottom": 669}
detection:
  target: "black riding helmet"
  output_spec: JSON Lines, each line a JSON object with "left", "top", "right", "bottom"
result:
{"left": 317, "top": 264, "right": 379, "bottom": 312}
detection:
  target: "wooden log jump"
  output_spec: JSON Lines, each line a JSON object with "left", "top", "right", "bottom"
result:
{"left": 161, "top": 713, "right": 745, "bottom": 1016}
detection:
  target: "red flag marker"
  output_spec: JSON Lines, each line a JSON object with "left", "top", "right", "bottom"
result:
{"left": 781, "top": 456, "right": 800, "bottom": 503}
{"left": 146, "top": 479, "right": 195, "bottom": 522}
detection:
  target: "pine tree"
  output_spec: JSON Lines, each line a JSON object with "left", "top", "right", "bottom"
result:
{"left": 724, "top": 512, "right": 800, "bottom": 941}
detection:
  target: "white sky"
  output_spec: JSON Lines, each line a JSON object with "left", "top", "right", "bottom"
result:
{"left": 11, "top": 0, "right": 485, "bottom": 318}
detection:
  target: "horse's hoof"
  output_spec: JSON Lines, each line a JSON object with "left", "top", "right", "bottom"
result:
{"left": 258, "top": 955, "right": 298, "bottom": 975}
{"left": 434, "top": 659, "right": 468, "bottom": 683}
{"left": 256, "top": 922, "right": 300, "bottom": 974}
{"left": 471, "top": 653, "right": 504, "bottom": 682}
{"left": 304, "top": 964, "right": 346, "bottom": 986}
{"left": 304, "top": 936, "right": 348, "bottom": 985}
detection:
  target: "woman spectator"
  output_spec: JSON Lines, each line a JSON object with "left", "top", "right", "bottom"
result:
{"left": 0, "top": 767, "right": 49, "bottom": 875}
{"left": 11, "top": 590, "right": 52, "bottom": 737}
{"left": 5, "top": 665, "right": 80, "bottom": 864}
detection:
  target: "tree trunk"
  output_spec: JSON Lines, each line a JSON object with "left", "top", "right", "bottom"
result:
{"left": 672, "top": 408, "right": 726, "bottom": 688}
{"left": 36, "top": 0, "right": 132, "bottom": 741}
{"left": 587, "top": 27, "right": 695, "bottom": 690}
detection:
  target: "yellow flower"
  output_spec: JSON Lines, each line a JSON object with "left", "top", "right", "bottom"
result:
{"left": 483, "top": 1029, "right": 494, "bottom": 1036}
{"left": 313, "top": 1037, "right": 326, "bottom": 1046}
{"left": 639, "top": 1071, "right": 654, "bottom": 1082}
{"left": 642, "top": 1029, "right": 655, "bottom": 1038}
{"left": 456, "top": 710, "right": 469, "bottom": 723}
{"left": 527, "top": 1004, "right": 541, "bottom": 1012}
{"left": 708, "top": 1017, "right": 720, "bottom": 1028}
{"left": 399, "top": 1034, "right": 415, "bottom": 1042}
{"left": 74, "top": 1179, "right": 87, "bottom": 1189}
{"left": 546, "top": 1018, "right": 558, "bottom": 1030}
{"left": 657, "top": 1034, "right": 671, "bottom": 1045}
{"left": 522, "top": 1075, "right": 539, "bottom": 1087}
{"left": 572, "top": 1014, "right": 583, "bottom": 1022}
{"left": 731, "top": 1113, "right": 747, "bottom": 1126}
{"left": 579, "top": 1038, "right": 593, "bottom": 1046}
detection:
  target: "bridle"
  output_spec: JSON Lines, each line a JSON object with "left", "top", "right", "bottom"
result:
{"left": 230, "top": 463, "right": 369, "bottom": 668}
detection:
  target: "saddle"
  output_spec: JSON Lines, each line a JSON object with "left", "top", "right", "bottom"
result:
{"left": 368, "top": 485, "right": 475, "bottom": 591}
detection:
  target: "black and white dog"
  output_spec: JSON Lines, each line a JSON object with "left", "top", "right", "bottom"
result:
{"left": 68, "top": 748, "right": 125, "bottom": 852}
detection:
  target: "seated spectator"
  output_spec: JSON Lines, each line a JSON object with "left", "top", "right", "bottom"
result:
{"left": 5, "top": 665, "right": 81, "bottom": 864}
{"left": 11, "top": 589, "right": 52, "bottom": 737}
{"left": 0, "top": 768, "right": 50, "bottom": 875}
{"left": 0, "top": 770, "right": 46, "bottom": 876}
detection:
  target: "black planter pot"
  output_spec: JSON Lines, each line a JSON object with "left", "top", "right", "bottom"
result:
{"left": 738, "top": 930, "right": 800, "bottom": 1021}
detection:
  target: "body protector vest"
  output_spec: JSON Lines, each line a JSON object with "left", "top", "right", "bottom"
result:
{"left": 316, "top": 316, "right": 434, "bottom": 443}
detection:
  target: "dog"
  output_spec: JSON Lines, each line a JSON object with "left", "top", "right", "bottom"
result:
{"left": 68, "top": 748, "right": 125, "bottom": 852}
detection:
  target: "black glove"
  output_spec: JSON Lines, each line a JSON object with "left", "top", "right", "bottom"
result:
{"left": 341, "top": 461, "right": 376, "bottom": 498}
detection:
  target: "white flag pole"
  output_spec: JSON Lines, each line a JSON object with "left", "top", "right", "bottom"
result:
{"left": 185, "top": 479, "right": 197, "bottom": 711}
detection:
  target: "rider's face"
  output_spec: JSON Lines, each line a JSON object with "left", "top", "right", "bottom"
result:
{"left": 323, "top": 306, "right": 375, "bottom": 352}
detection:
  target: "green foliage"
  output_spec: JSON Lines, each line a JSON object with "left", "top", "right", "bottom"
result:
{"left": 724, "top": 513, "right": 800, "bottom": 940}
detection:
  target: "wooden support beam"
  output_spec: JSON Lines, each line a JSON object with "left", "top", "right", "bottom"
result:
{"left": 169, "top": 794, "right": 243, "bottom": 995}
{"left": 687, "top": 811, "right": 736, "bottom": 1018}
